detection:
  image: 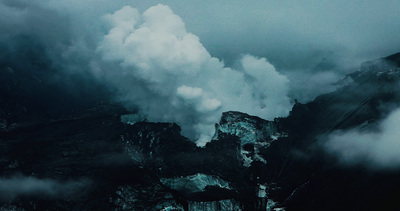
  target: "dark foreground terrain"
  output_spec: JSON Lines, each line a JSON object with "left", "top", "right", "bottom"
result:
{"left": 1, "top": 53, "right": 400, "bottom": 210}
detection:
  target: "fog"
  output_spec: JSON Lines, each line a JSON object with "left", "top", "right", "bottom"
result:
{"left": 325, "top": 108, "right": 400, "bottom": 169}
{"left": 0, "top": 175, "right": 90, "bottom": 201}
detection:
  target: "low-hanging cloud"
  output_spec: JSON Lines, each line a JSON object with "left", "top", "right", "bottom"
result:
{"left": 95, "top": 4, "right": 292, "bottom": 145}
{"left": 324, "top": 108, "right": 400, "bottom": 169}
{"left": 0, "top": 175, "right": 90, "bottom": 202}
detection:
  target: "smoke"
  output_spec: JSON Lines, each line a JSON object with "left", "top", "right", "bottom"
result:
{"left": 325, "top": 108, "right": 400, "bottom": 169}
{"left": 95, "top": 5, "right": 291, "bottom": 145}
{"left": 1, "top": 1, "right": 400, "bottom": 144}
{"left": 0, "top": 175, "right": 90, "bottom": 202}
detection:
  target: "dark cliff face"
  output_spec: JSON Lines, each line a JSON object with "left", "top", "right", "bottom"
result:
{"left": 271, "top": 53, "right": 400, "bottom": 211}
{"left": 1, "top": 53, "right": 400, "bottom": 210}
{"left": 282, "top": 53, "right": 400, "bottom": 139}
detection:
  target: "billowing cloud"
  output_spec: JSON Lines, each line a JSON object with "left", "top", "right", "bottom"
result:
{"left": 0, "top": 175, "right": 90, "bottom": 202}
{"left": 324, "top": 108, "right": 400, "bottom": 169}
{"left": 95, "top": 4, "right": 291, "bottom": 145}
{"left": 2, "top": 0, "right": 400, "bottom": 103}
{"left": 1, "top": 1, "right": 399, "bottom": 145}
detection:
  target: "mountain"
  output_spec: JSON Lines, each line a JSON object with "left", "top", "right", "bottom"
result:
{"left": 1, "top": 53, "right": 400, "bottom": 210}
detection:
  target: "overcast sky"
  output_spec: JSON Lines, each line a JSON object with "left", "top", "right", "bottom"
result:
{"left": 41, "top": 0, "right": 400, "bottom": 67}
{"left": 33, "top": 0, "right": 400, "bottom": 99}
{"left": 1, "top": 0, "right": 400, "bottom": 144}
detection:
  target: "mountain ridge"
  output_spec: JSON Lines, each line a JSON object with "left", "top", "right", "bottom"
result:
{"left": 1, "top": 52, "right": 400, "bottom": 210}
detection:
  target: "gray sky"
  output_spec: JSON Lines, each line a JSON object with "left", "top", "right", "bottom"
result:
{"left": 131, "top": 0, "right": 400, "bottom": 68}
{"left": 37, "top": 0, "right": 400, "bottom": 100}
{"left": 25, "top": 0, "right": 400, "bottom": 66}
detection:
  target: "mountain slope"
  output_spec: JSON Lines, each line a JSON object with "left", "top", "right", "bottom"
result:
{"left": 1, "top": 53, "right": 400, "bottom": 210}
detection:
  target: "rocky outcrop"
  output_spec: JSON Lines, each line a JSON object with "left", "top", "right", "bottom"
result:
{"left": 161, "top": 173, "right": 231, "bottom": 194}
{"left": 213, "top": 111, "right": 287, "bottom": 167}
{"left": 213, "top": 111, "right": 285, "bottom": 145}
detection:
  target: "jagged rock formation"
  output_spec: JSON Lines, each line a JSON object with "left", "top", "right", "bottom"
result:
{"left": 213, "top": 111, "right": 287, "bottom": 167}
{"left": 160, "top": 174, "right": 231, "bottom": 193}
